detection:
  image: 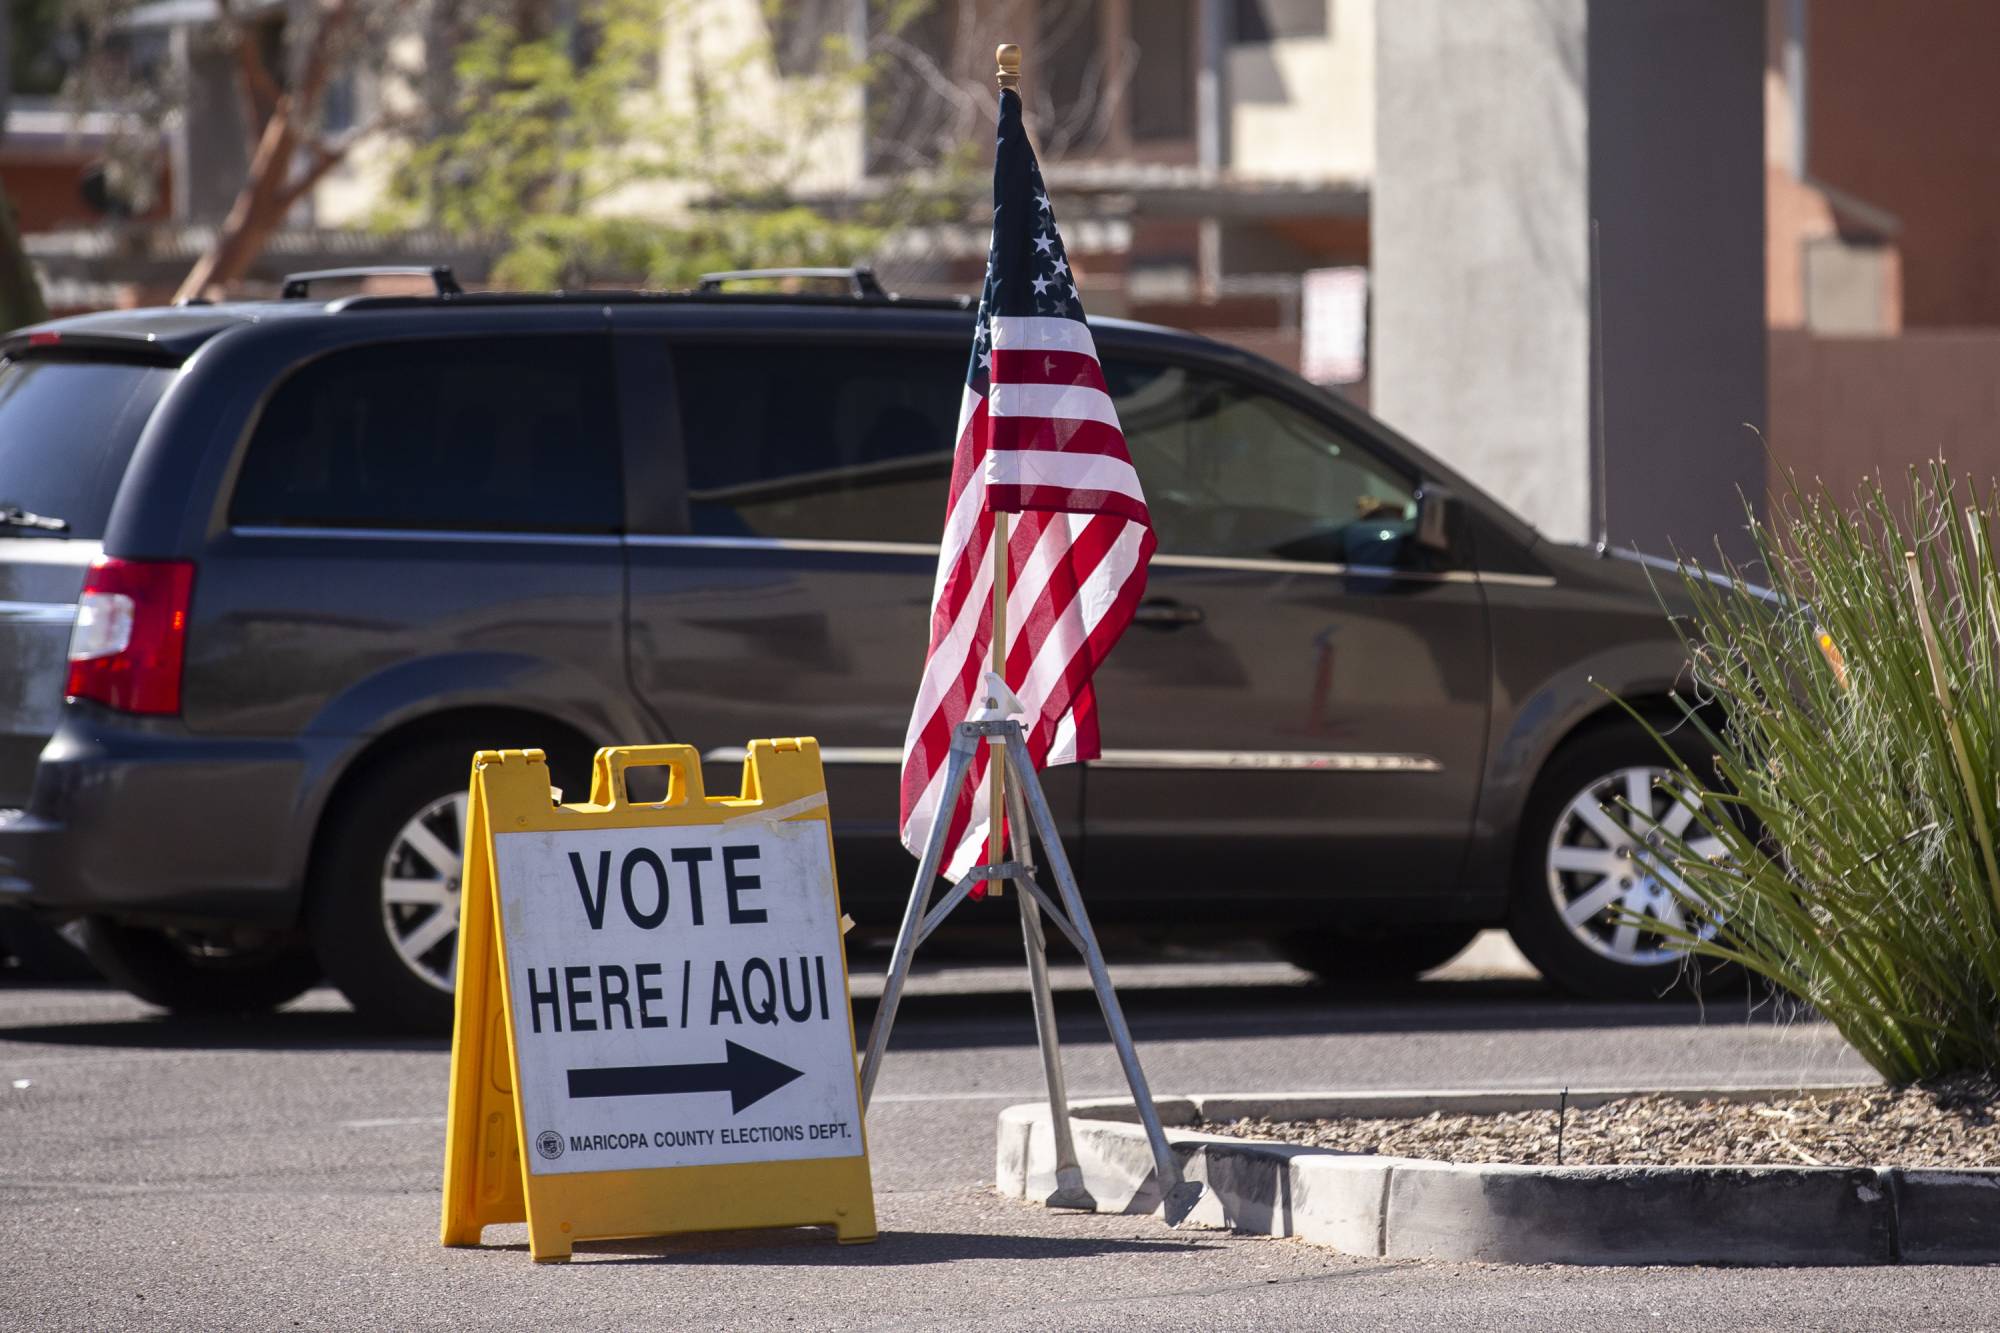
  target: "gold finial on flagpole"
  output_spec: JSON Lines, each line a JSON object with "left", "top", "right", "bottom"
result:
{"left": 997, "top": 43, "right": 1022, "bottom": 92}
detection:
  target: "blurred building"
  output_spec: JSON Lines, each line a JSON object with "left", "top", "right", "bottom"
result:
{"left": 1372, "top": 0, "right": 1767, "bottom": 560}
{"left": 1764, "top": 0, "right": 2000, "bottom": 500}
{"left": 9, "top": 0, "right": 2000, "bottom": 543}
{"left": 8, "top": 0, "right": 482, "bottom": 310}
{"left": 0, "top": 103, "right": 173, "bottom": 312}
{"left": 843, "top": 0, "right": 1375, "bottom": 393}
{"left": 12, "top": 0, "right": 1381, "bottom": 358}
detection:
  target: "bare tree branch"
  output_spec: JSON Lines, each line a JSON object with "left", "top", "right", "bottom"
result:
{"left": 874, "top": 31, "right": 984, "bottom": 124}
{"left": 295, "top": 0, "right": 360, "bottom": 113}
{"left": 215, "top": 0, "right": 282, "bottom": 153}
{"left": 275, "top": 103, "right": 422, "bottom": 214}
{"left": 274, "top": 145, "right": 344, "bottom": 214}
{"left": 176, "top": 93, "right": 298, "bottom": 302}
{"left": 868, "top": 2, "right": 1131, "bottom": 170}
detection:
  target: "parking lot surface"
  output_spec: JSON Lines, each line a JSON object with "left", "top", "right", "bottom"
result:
{"left": 4, "top": 937, "right": 1993, "bottom": 1331}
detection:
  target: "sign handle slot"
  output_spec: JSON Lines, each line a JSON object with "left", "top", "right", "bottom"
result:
{"left": 589, "top": 744, "right": 708, "bottom": 809}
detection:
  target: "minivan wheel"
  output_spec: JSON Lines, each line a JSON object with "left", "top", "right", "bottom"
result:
{"left": 308, "top": 742, "right": 479, "bottom": 1035}
{"left": 1507, "top": 723, "right": 1733, "bottom": 1000}
{"left": 1278, "top": 927, "right": 1481, "bottom": 984}
{"left": 309, "top": 737, "right": 587, "bottom": 1035}
{"left": 76, "top": 918, "right": 318, "bottom": 1014}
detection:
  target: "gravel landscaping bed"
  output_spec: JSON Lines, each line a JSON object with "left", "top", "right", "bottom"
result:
{"left": 1214, "top": 1075, "right": 2000, "bottom": 1167}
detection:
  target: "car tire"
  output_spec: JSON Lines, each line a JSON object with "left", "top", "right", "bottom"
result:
{"left": 76, "top": 918, "right": 318, "bottom": 1014}
{"left": 308, "top": 736, "right": 587, "bottom": 1035}
{"left": 1507, "top": 721, "right": 1736, "bottom": 1000}
{"left": 1279, "top": 927, "right": 1481, "bottom": 984}
{"left": 307, "top": 741, "right": 484, "bottom": 1035}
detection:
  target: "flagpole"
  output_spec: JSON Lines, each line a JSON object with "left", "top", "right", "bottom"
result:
{"left": 862, "top": 42, "right": 1206, "bottom": 1224}
{"left": 987, "top": 42, "right": 1022, "bottom": 880}
{"left": 989, "top": 510, "right": 1009, "bottom": 873}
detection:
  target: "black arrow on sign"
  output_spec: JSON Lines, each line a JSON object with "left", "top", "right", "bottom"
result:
{"left": 566, "top": 1041, "right": 806, "bottom": 1114}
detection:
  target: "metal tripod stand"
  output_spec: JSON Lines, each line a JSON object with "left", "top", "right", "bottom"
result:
{"left": 857, "top": 712, "right": 1206, "bottom": 1227}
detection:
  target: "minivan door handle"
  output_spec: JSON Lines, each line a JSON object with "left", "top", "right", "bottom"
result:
{"left": 1134, "top": 598, "right": 1204, "bottom": 629}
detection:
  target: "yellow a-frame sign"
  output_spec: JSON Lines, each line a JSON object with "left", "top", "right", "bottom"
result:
{"left": 440, "top": 740, "right": 876, "bottom": 1262}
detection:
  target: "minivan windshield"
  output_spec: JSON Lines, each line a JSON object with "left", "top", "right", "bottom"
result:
{"left": 0, "top": 354, "right": 177, "bottom": 540}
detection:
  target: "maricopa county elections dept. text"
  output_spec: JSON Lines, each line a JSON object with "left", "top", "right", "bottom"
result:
{"left": 491, "top": 817, "right": 865, "bottom": 1175}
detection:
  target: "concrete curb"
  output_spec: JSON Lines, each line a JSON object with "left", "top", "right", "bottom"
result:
{"left": 995, "top": 1088, "right": 2000, "bottom": 1266}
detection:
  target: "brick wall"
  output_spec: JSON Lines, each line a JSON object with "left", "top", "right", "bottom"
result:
{"left": 1767, "top": 328, "right": 2000, "bottom": 502}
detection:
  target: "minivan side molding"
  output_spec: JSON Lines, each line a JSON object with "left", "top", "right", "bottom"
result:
{"left": 231, "top": 525, "right": 623, "bottom": 547}
{"left": 1088, "top": 749, "right": 1443, "bottom": 773}
{"left": 231, "top": 527, "right": 1556, "bottom": 589}
{"left": 701, "top": 745, "right": 1441, "bottom": 774}
{"left": 627, "top": 535, "right": 1557, "bottom": 588}
{"left": 626, "top": 534, "right": 939, "bottom": 557}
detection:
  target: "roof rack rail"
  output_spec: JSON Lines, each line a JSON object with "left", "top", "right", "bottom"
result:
{"left": 695, "top": 266, "right": 888, "bottom": 299}
{"left": 281, "top": 265, "right": 464, "bottom": 300}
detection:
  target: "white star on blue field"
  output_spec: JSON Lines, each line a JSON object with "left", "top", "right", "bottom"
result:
{"left": 966, "top": 88, "right": 1089, "bottom": 397}
{"left": 1025, "top": 181, "right": 1084, "bottom": 320}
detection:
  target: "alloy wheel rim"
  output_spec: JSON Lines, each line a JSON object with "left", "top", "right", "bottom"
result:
{"left": 380, "top": 791, "right": 468, "bottom": 992}
{"left": 1545, "top": 765, "right": 1726, "bottom": 966}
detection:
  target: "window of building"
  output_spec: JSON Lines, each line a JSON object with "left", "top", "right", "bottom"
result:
{"left": 770, "top": 0, "right": 851, "bottom": 76}
{"left": 1131, "top": 0, "right": 1195, "bottom": 141}
{"left": 1042, "top": 0, "right": 1109, "bottom": 155}
{"left": 321, "top": 71, "right": 357, "bottom": 134}
{"left": 1104, "top": 360, "right": 1418, "bottom": 565}
{"left": 863, "top": 2, "right": 959, "bottom": 175}
{"left": 675, "top": 343, "right": 965, "bottom": 544}
{"left": 1234, "top": 0, "right": 1331, "bottom": 43}
{"left": 231, "top": 336, "right": 621, "bottom": 532}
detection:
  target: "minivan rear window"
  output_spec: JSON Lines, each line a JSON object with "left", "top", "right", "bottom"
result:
{"left": 0, "top": 355, "right": 177, "bottom": 540}
{"left": 231, "top": 336, "right": 621, "bottom": 533}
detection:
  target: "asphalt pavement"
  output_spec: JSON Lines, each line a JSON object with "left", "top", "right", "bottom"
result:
{"left": 3, "top": 934, "right": 1993, "bottom": 1331}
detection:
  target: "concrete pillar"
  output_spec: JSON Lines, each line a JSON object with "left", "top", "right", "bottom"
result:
{"left": 1373, "top": 1, "right": 1765, "bottom": 562}
{"left": 177, "top": 23, "right": 253, "bottom": 224}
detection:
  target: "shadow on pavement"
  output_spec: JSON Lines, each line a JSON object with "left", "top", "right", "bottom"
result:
{"left": 0, "top": 971, "right": 1794, "bottom": 1055}
{"left": 846, "top": 978, "right": 1783, "bottom": 1053}
{"left": 0, "top": 1006, "right": 446, "bottom": 1055}
{"left": 524, "top": 1227, "right": 1228, "bottom": 1266}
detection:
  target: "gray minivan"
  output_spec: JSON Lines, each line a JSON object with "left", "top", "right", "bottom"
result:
{"left": 0, "top": 268, "right": 1719, "bottom": 1031}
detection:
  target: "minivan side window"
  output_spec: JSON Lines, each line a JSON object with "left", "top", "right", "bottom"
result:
{"left": 674, "top": 342, "right": 964, "bottom": 544}
{"left": 1103, "top": 360, "right": 1419, "bottom": 566}
{"left": 231, "top": 337, "right": 620, "bottom": 532}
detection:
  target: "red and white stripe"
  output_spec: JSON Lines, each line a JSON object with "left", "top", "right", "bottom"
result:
{"left": 899, "top": 316, "right": 1155, "bottom": 881}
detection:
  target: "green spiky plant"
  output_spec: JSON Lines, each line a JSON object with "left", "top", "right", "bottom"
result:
{"left": 1639, "top": 462, "right": 2000, "bottom": 1083}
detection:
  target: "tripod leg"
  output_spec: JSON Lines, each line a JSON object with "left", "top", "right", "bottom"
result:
{"left": 1009, "top": 779, "right": 1094, "bottom": 1210}
{"left": 1003, "top": 729, "right": 1204, "bottom": 1227}
{"left": 1017, "top": 892, "right": 1096, "bottom": 1209}
{"left": 859, "top": 733, "right": 977, "bottom": 1108}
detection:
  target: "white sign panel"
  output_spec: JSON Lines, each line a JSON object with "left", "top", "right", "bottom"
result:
{"left": 492, "top": 818, "right": 863, "bottom": 1177}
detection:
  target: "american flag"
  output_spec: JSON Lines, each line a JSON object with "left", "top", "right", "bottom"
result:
{"left": 898, "top": 86, "right": 1157, "bottom": 882}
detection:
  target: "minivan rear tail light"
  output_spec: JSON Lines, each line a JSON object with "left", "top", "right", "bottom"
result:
{"left": 66, "top": 557, "right": 196, "bottom": 715}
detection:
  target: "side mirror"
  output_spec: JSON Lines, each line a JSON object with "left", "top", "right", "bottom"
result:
{"left": 1415, "top": 485, "right": 1456, "bottom": 555}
